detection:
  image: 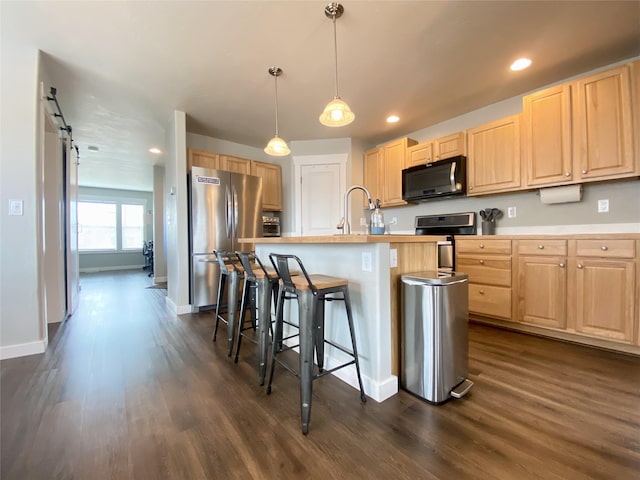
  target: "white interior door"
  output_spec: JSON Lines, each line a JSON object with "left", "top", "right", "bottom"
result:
{"left": 66, "top": 140, "right": 80, "bottom": 315}
{"left": 293, "top": 154, "right": 347, "bottom": 236}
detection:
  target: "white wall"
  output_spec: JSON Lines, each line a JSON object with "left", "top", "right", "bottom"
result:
{"left": 165, "top": 111, "right": 190, "bottom": 314}
{"left": 0, "top": 40, "right": 45, "bottom": 358}
{"left": 153, "top": 165, "right": 167, "bottom": 281}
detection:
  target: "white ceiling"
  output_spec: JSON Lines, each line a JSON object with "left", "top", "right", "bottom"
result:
{"left": 3, "top": 1, "right": 640, "bottom": 192}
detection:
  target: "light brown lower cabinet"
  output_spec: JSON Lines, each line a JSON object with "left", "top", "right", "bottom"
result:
{"left": 572, "top": 248, "right": 636, "bottom": 344}
{"left": 515, "top": 239, "right": 568, "bottom": 329}
{"left": 455, "top": 239, "right": 513, "bottom": 321}
{"left": 461, "top": 236, "right": 639, "bottom": 351}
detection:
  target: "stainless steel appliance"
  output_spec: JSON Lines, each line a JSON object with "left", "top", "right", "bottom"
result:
{"left": 414, "top": 212, "right": 476, "bottom": 273}
{"left": 262, "top": 215, "right": 280, "bottom": 237}
{"left": 402, "top": 155, "right": 467, "bottom": 202}
{"left": 189, "top": 166, "right": 263, "bottom": 308}
{"left": 401, "top": 271, "right": 473, "bottom": 404}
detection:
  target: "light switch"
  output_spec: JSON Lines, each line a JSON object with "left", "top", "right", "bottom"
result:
{"left": 8, "top": 199, "right": 23, "bottom": 216}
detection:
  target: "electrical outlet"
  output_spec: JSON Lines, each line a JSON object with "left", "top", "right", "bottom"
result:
{"left": 389, "top": 217, "right": 398, "bottom": 225}
{"left": 362, "top": 252, "right": 372, "bottom": 272}
{"left": 507, "top": 206, "right": 517, "bottom": 218}
{"left": 359, "top": 217, "right": 367, "bottom": 226}
{"left": 389, "top": 249, "right": 398, "bottom": 268}
{"left": 597, "top": 199, "right": 609, "bottom": 213}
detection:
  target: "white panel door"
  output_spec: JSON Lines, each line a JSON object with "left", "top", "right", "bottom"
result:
{"left": 293, "top": 154, "right": 347, "bottom": 237}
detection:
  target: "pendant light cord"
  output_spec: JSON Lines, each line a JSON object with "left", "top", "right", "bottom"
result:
{"left": 332, "top": 16, "right": 339, "bottom": 99}
{"left": 273, "top": 74, "right": 280, "bottom": 137}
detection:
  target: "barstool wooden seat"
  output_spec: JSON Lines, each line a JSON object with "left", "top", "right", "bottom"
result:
{"left": 266, "top": 253, "right": 366, "bottom": 435}
{"left": 212, "top": 250, "right": 244, "bottom": 356}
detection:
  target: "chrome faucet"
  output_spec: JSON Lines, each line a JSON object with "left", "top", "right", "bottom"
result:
{"left": 337, "top": 185, "right": 375, "bottom": 234}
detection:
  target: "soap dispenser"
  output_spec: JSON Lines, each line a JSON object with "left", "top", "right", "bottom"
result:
{"left": 370, "top": 199, "right": 385, "bottom": 235}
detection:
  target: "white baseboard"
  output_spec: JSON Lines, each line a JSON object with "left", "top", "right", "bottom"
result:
{"left": 281, "top": 338, "right": 398, "bottom": 403}
{"left": 0, "top": 339, "right": 47, "bottom": 360}
{"left": 154, "top": 276, "right": 167, "bottom": 283}
{"left": 80, "top": 265, "right": 145, "bottom": 273}
{"left": 165, "top": 296, "right": 192, "bottom": 315}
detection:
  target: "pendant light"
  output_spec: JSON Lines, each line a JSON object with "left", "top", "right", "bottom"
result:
{"left": 264, "top": 67, "right": 291, "bottom": 156}
{"left": 319, "top": 3, "right": 355, "bottom": 127}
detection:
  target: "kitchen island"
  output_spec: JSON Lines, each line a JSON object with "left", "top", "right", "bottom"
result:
{"left": 240, "top": 234, "right": 444, "bottom": 402}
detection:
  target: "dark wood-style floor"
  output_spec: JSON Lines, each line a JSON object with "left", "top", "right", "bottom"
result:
{"left": 2, "top": 270, "right": 639, "bottom": 480}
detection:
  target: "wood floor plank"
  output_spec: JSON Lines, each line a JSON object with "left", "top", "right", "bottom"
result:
{"left": 1, "top": 270, "right": 639, "bottom": 479}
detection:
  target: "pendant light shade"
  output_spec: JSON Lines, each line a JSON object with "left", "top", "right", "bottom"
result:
{"left": 264, "top": 67, "right": 290, "bottom": 157}
{"left": 319, "top": 3, "right": 355, "bottom": 127}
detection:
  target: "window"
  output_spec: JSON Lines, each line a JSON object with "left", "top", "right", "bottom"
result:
{"left": 78, "top": 202, "right": 117, "bottom": 250}
{"left": 121, "top": 204, "right": 144, "bottom": 250}
{"left": 78, "top": 200, "right": 146, "bottom": 252}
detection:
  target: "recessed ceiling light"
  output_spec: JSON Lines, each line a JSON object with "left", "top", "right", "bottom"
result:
{"left": 149, "top": 147, "right": 162, "bottom": 154}
{"left": 87, "top": 145, "right": 99, "bottom": 152}
{"left": 510, "top": 58, "right": 532, "bottom": 71}
{"left": 386, "top": 115, "right": 400, "bottom": 123}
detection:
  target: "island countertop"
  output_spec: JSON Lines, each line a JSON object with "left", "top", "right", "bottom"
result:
{"left": 240, "top": 234, "right": 446, "bottom": 244}
{"left": 250, "top": 235, "right": 440, "bottom": 403}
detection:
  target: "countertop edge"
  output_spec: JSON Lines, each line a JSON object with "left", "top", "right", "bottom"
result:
{"left": 240, "top": 235, "right": 446, "bottom": 244}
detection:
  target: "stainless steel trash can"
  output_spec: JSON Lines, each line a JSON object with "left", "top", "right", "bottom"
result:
{"left": 401, "top": 271, "right": 473, "bottom": 404}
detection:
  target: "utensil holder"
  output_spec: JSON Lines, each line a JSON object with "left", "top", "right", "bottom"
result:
{"left": 481, "top": 220, "right": 495, "bottom": 235}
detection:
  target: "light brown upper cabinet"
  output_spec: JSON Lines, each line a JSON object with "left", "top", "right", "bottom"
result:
{"left": 406, "top": 132, "right": 466, "bottom": 168}
{"left": 467, "top": 115, "right": 522, "bottom": 195}
{"left": 221, "top": 155, "right": 252, "bottom": 175}
{"left": 187, "top": 148, "right": 221, "bottom": 171}
{"left": 250, "top": 160, "right": 282, "bottom": 211}
{"left": 363, "top": 147, "right": 382, "bottom": 207}
{"left": 367, "top": 137, "right": 417, "bottom": 207}
{"left": 573, "top": 64, "right": 636, "bottom": 181}
{"left": 523, "top": 84, "right": 573, "bottom": 187}
{"left": 383, "top": 137, "right": 417, "bottom": 206}
{"left": 524, "top": 63, "right": 637, "bottom": 188}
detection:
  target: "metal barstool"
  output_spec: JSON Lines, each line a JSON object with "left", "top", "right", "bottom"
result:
{"left": 212, "top": 250, "right": 243, "bottom": 356}
{"left": 234, "top": 251, "right": 279, "bottom": 384}
{"left": 266, "top": 253, "right": 366, "bottom": 435}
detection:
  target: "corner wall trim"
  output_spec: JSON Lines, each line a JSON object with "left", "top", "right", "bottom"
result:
{"left": 165, "top": 296, "right": 191, "bottom": 315}
{"left": 0, "top": 339, "right": 47, "bottom": 360}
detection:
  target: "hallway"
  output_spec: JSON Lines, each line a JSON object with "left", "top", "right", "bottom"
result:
{"left": 1, "top": 270, "right": 639, "bottom": 479}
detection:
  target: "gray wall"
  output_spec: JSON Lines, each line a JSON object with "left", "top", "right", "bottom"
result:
{"left": 78, "top": 187, "right": 153, "bottom": 272}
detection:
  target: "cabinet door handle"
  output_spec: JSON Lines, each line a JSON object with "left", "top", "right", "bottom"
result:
{"left": 538, "top": 245, "right": 544, "bottom": 250}
{"left": 479, "top": 259, "right": 485, "bottom": 264}
{"left": 479, "top": 244, "right": 484, "bottom": 249}
{"left": 565, "top": 172, "right": 571, "bottom": 177}
{"left": 559, "top": 263, "right": 565, "bottom": 268}
{"left": 582, "top": 169, "right": 588, "bottom": 174}
{"left": 601, "top": 245, "right": 608, "bottom": 251}
{"left": 479, "top": 289, "right": 485, "bottom": 295}
{"left": 577, "top": 264, "right": 584, "bottom": 269}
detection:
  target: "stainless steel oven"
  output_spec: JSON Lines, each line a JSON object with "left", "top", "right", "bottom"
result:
{"left": 262, "top": 216, "right": 281, "bottom": 237}
{"left": 414, "top": 212, "right": 476, "bottom": 273}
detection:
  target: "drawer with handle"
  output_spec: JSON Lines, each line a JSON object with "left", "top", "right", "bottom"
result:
{"left": 468, "top": 284, "right": 512, "bottom": 319}
{"left": 575, "top": 240, "right": 635, "bottom": 259}
{"left": 517, "top": 239, "right": 567, "bottom": 256}
{"left": 456, "top": 256, "right": 511, "bottom": 286}
{"left": 456, "top": 239, "right": 512, "bottom": 255}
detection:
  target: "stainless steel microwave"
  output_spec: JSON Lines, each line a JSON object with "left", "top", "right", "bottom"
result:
{"left": 402, "top": 155, "right": 467, "bottom": 202}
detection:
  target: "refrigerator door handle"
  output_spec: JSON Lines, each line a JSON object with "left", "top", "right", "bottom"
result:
{"left": 225, "top": 185, "right": 232, "bottom": 239}
{"left": 232, "top": 184, "right": 239, "bottom": 240}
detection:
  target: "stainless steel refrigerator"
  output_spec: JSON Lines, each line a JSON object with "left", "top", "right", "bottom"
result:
{"left": 189, "top": 166, "right": 263, "bottom": 308}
